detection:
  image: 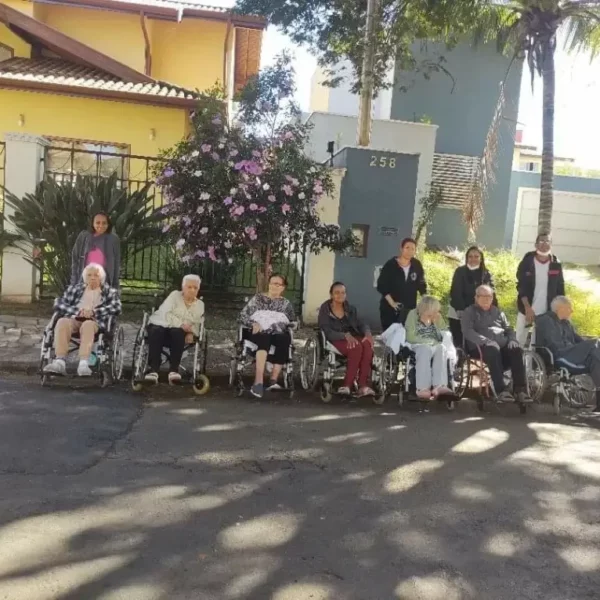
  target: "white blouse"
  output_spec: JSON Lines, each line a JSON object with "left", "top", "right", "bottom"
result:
{"left": 149, "top": 291, "right": 205, "bottom": 336}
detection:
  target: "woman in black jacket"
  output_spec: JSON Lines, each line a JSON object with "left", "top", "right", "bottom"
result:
{"left": 376, "top": 238, "right": 427, "bottom": 330}
{"left": 448, "top": 246, "right": 496, "bottom": 347}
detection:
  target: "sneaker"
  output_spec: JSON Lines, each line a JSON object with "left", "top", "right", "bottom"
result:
{"left": 497, "top": 390, "right": 515, "bottom": 403}
{"left": 250, "top": 383, "right": 264, "bottom": 398}
{"left": 266, "top": 381, "right": 282, "bottom": 391}
{"left": 168, "top": 372, "right": 182, "bottom": 385}
{"left": 357, "top": 387, "right": 376, "bottom": 397}
{"left": 337, "top": 386, "right": 351, "bottom": 396}
{"left": 517, "top": 391, "right": 533, "bottom": 404}
{"left": 144, "top": 372, "right": 159, "bottom": 384}
{"left": 44, "top": 358, "right": 66, "bottom": 376}
{"left": 77, "top": 361, "right": 92, "bottom": 377}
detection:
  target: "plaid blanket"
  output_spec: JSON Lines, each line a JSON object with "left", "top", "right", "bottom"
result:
{"left": 54, "top": 283, "right": 121, "bottom": 331}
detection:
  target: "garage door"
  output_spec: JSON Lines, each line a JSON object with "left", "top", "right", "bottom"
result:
{"left": 512, "top": 187, "right": 600, "bottom": 265}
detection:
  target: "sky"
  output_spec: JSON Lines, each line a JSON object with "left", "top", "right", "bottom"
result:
{"left": 214, "top": 0, "right": 600, "bottom": 169}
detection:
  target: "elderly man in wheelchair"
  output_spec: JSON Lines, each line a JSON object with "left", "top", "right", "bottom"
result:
{"left": 535, "top": 296, "right": 600, "bottom": 413}
{"left": 131, "top": 274, "right": 209, "bottom": 394}
{"left": 41, "top": 262, "right": 122, "bottom": 383}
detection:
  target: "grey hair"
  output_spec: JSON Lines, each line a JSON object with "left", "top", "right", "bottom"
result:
{"left": 182, "top": 274, "right": 201, "bottom": 288}
{"left": 551, "top": 295, "right": 572, "bottom": 312}
{"left": 82, "top": 262, "right": 106, "bottom": 285}
{"left": 476, "top": 284, "right": 493, "bottom": 297}
{"left": 417, "top": 295, "right": 441, "bottom": 316}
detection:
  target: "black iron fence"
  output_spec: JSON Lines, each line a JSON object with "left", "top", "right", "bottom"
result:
{"left": 41, "top": 145, "right": 306, "bottom": 312}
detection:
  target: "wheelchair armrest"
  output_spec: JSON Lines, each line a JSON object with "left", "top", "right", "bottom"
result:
{"left": 288, "top": 321, "right": 299, "bottom": 332}
{"left": 534, "top": 345, "right": 554, "bottom": 366}
{"left": 45, "top": 312, "right": 61, "bottom": 332}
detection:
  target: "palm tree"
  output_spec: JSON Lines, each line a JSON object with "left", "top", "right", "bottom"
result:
{"left": 474, "top": 1, "right": 600, "bottom": 235}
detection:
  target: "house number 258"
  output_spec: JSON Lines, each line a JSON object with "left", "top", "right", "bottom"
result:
{"left": 369, "top": 156, "right": 396, "bottom": 168}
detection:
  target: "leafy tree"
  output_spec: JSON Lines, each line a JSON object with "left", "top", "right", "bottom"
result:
{"left": 157, "top": 54, "right": 355, "bottom": 291}
{"left": 3, "top": 174, "right": 159, "bottom": 294}
{"left": 472, "top": 0, "right": 600, "bottom": 235}
{"left": 234, "top": 0, "right": 484, "bottom": 94}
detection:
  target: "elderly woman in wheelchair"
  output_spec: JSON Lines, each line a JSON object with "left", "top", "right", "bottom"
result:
{"left": 317, "top": 281, "right": 375, "bottom": 397}
{"left": 535, "top": 296, "right": 600, "bottom": 413}
{"left": 405, "top": 296, "right": 456, "bottom": 401}
{"left": 42, "top": 263, "right": 122, "bottom": 383}
{"left": 235, "top": 273, "right": 296, "bottom": 399}
{"left": 133, "top": 274, "right": 209, "bottom": 392}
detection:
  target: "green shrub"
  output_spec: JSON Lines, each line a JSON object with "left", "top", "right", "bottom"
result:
{"left": 421, "top": 248, "right": 600, "bottom": 336}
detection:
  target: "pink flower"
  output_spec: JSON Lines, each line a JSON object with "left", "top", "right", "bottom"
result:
{"left": 244, "top": 226, "right": 258, "bottom": 241}
{"left": 211, "top": 152, "right": 220, "bottom": 161}
{"left": 223, "top": 197, "right": 233, "bottom": 205}
{"left": 268, "top": 195, "right": 276, "bottom": 203}
{"left": 201, "top": 144, "right": 211, "bottom": 153}
{"left": 282, "top": 185, "right": 293, "bottom": 196}
{"left": 229, "top": 149, "right": 239, "bottom": 157}
{"left": 284, "top": 131, "right": 294, "bottom": 140}
{"left": 258, "top": 206, "right": 267, "bottom": 213}
{"left": 176, "top": 238, "right": 185, "bottom": 249}
{"left": 282, "top": 203, "right": 291, "bottom": 214}
{"left": 232, "top": 205, "right": 245, "bottom": 216}
{"left": 208, "top": 246, "right": 217, "bottom": 261}
{"left": 285, "top": 176, "right": 299, "bottom": 186}
{"left": 249, "top": 203, "right": 258, "bottom": 211}
{"left": 252, "top": 150, "right": 262, "bottom": 158}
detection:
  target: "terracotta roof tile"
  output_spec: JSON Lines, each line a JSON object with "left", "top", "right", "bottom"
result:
{"left": 0, "top": 57, "right": 200, "bottom": 104}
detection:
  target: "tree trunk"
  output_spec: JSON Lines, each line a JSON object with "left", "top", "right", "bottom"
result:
{"left": 538, "top": 44, "right": 556, "bottom": 236}
{"left": 255, "top": 243, "right": 272, "bottom": 292}
{"left": 356, "top": 0, "right": 378, "bottom": 147}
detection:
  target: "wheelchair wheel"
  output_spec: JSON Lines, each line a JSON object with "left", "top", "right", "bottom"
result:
{"left": 523, "top": 350, "right": 546, "bottom": 403}
{"left": 131, "top": 327, "right": 148, "bottom": 392}
{"left": 111, "top": 325, "right": 125, "bottom": 382}
{"left": 375, "top": 346, "right": 397, "bottom": 403}
{"left": 193, "top": 374, "right": 210, "bottom": 396}
{"left": 563, "top": 374, "right": 595, "bottom": 409}
{"left": 192, "top": 337, "right": 210, "bottom": 397}
{"left": 454, "top": 355, "right": 471, "bottom": 399}
{"left": 300, "top": 337, "right": 319, "bottom": 391}
{"left": 320, "top": 381, "right": 333, "bottom": 403}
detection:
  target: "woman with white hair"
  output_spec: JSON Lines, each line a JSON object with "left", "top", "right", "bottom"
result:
{"left": 405, "top": 295, "right": 454, "bottom": 400}
{"left": 145, "top": 274, "right": 204, "bottom": 384}
{"left": 43, "top": 263, "right": 122, "bottom": 377}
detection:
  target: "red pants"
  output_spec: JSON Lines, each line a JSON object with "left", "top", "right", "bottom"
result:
{"left": 332, "top": 338, "right": 374, "bottom": 388}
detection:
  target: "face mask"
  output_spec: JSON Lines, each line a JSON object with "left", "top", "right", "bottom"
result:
{"left": 466, "top": 264, "right": 480, "bottom": 271}
{"left": 536, "top": 250, "right": 551, "bottom": 257}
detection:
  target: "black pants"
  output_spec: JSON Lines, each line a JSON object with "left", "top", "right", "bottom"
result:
{"left": 379, "top": 301, "right": 408, "bottom": 331}
{"left": 557, "top": 339, "right": 600, "bottom": 387}
{"left": 148, "top": 325, "right": 186, "bottom": 372}
{"left": 449, "top": 318, "right": 463, "bottom": 349}
{"left": 474, "top": 344, "right": 526, "bottom": 394}
{"left": 247, "top": 331, "right": 291, "bottom": 364}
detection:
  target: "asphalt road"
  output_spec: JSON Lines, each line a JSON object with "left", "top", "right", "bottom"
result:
{"left": 0, "top": 376, "right": 599, "bottom": 600}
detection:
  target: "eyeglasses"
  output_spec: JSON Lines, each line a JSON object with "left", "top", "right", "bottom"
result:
{"left": 270, "top": 282, "right": 284, "bottom": 287}
{"left": 477, "top": 294, "right": 493, "bottom": 299}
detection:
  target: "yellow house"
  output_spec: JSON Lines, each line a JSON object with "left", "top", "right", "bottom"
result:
{"left": 0, "top": 0, "right": 265, "bottom": 164}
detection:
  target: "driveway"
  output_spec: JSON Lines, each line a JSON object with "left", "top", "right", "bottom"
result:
{"left": 0, "top": 377, "right": 599, "bottom": 600}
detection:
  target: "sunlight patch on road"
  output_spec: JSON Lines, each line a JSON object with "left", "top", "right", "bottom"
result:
{"left": 483, "top": 532, "right": 530, "bottom": 557}
{"left": 451, "top": 483, "right": 493, "bottom": 501}
{"left": 389, "top": 529, "right": 445, "bottom": 560}
{"left": 98, "top": 584, "right": 164, "bottom": 600}
{"left": 395, "top": 572, "right": 475, "bottom": 599}
{"left": 452, "top": 417, "right": 484, "bottom": 423}
{"left": 187, "top": 494, "right": 227, "bottom": 511}
{"left": 559, "top": 545, "right": 600, "bottom": 572}
{"left": 218, "top": 512, "right": 301, "bottom": 551}
{"left": 324, "top": 432, "right": 368, "bottom": 443}
{"left": 272, "top": 582, "right": 334, "bottom": 600}
{"left": 224, "top": 569, "right": 272, "bottom": 599}
{"left": 384, "top": 459, "right": 444, "bottom": 494}
{"left": 450, "top": 428, "right": 509, "bottom": 454}
{"left": 196, "top": 423, "right": 246, "bottom": 432}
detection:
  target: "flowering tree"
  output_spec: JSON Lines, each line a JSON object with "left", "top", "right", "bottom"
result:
{"left": 157, "top": 54, "right": 355, "bottom": 291}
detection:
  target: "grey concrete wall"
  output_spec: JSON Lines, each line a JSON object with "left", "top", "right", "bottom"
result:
{"left": 391, "top": 42, "right": 523, "bottom": 249}
{"left": 331, "top": 147, "right": 419, "bottom": 328}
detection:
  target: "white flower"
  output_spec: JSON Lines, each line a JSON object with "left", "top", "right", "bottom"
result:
{"left": 263, "top": 183, "right": 270, "bottom": 191}
{"left": 228, "top": 161, "right": 234, "bottom": 167}
{"left": 192, "top": 150, "right": 200, "bottom": 158}
{"left": 218, "top": 143, "right": 225, "bottom": 149}
{"left": 298, "top": 192, "right": 306, "bottom": 200}
{"left": 309, "top": 167, "right": 316, "bottom": 173}
{"left": 230, "top": 188, "right": 238, "bottom": 195}
{"left": 200, "top": 192, "right": 210, "bottom": 200}
{"left": 194, "top": 170, "right": 202, "bottom": 177}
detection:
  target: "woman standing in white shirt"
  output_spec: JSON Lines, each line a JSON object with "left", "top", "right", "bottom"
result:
{"left": 145, "top": 274, "right": 204, "bottom": 384}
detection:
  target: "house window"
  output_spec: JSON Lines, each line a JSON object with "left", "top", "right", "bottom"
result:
{"left": 519, "top": 160, "right": 539, "bottom": 173}
{"left": 45, "top": 137, "right": 130, "bottom": 182}
{"left": 349, "top": 224, "right": 369, "bottom": 258}
{"left": 0, "top": 43, "right": 13, "bottom": 62}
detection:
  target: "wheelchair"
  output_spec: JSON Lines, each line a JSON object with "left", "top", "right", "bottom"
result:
{"left": 378, "top": 341, "right": 458, "bottom": 412}
{"left": 528, "top": 328, "right": 595, "bottom": 415}
{"left": 39, "top": 313, "right": 125, "bottom": 387}
{"left": 229, "top": 324, "right": 297, "bottom": 398}
{"left": 454, "top": 341, "right": 546, "bottom": 414}
{"left": 130, "top": 310, "right": 210, "bottom": 396}
{"left": 299, "top": 328, "right": 386, "bottom": 404}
